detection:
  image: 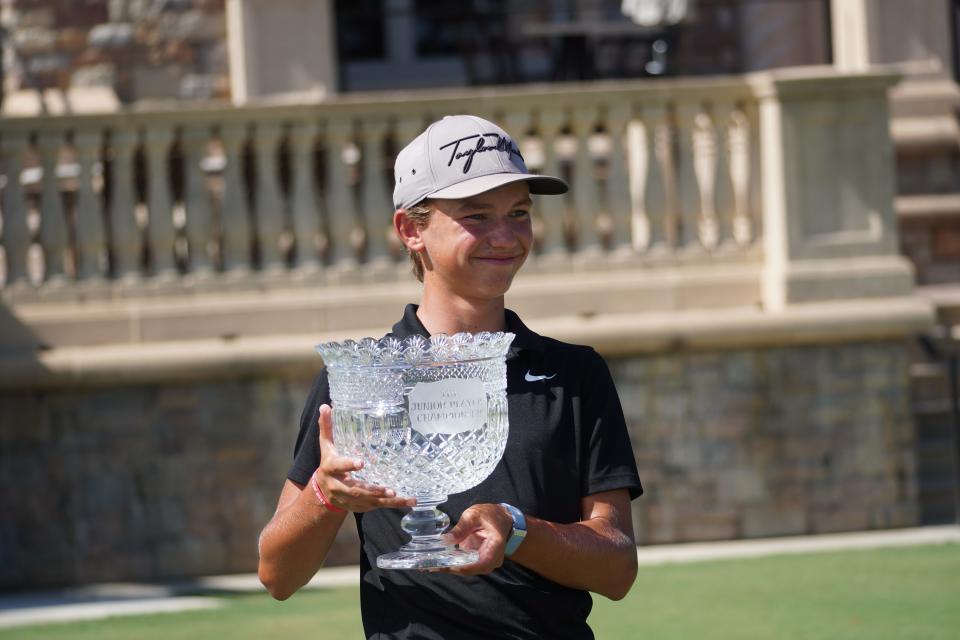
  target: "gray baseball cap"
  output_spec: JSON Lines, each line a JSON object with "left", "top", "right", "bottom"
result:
{"left": 392, "top": 115, "right": 568, "bottom": 210}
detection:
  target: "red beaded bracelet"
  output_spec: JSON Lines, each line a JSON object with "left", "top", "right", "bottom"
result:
{"left": 311, "top": 472, "right": 346, "bottom": 513}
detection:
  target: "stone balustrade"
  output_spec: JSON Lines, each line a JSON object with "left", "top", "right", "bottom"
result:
{"left": 0, "top": 78, "right": 761, "bottom": 296}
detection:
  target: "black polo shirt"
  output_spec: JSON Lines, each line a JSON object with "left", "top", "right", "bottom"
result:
{"left": 289, "top": 304, "right": 642, "bottom": 640}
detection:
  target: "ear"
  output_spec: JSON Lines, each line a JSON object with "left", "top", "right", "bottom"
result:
{"left": 394, "top": 209, "right": 425, "bottom": 253}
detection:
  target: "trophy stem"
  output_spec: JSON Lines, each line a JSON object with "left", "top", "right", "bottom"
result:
{"left": 375, "top": 499, "right": 480, "bottom": 570}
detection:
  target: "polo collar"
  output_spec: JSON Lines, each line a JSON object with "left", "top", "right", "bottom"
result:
{"left": 390, "top": 304, "right": 544, "bottom": 354}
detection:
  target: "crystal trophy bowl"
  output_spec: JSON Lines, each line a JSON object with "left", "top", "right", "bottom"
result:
{"left": 316, "top": 332, "right": 513, "bottom": 570}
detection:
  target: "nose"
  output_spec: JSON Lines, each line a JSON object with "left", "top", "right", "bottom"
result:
{"left": 487, "top": 216, "right": 523, "bottom": 248}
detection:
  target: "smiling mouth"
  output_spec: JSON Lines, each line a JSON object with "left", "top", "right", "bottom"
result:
{"left": 474, "top": 256, "right": 521, "bottom": 265}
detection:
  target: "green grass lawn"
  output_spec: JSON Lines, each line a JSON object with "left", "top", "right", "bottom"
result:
{"left": 3, "top": 543, "right": 958, "bottom": 640}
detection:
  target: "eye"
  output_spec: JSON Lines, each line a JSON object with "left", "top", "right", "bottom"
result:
{"left": 510, "top": 209, "right": 531, "bottom": 219}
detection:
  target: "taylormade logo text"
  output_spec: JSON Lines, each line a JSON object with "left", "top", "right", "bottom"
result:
{"left": 439, "top": 133, "right": 523, "bottom": 174}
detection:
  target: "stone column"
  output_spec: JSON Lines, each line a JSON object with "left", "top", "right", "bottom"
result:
{"left": 323, "top": 118, "right": 357, "bottom": 270}
{"left": 571, "top": 106, "right": 601, "bottom": 258}
{"left": 73, "top": 130, "right": 108, "bottom": 282}
{"left": 181, "top": 126, "right": 214, "bottom": 277}
{"left": 226, "top": 0, "right": 338, "bottom": 104}
{"left": 752, "top": 67, "right": 914, "bottom": 309}
{"left": 359, "top": 119, "right": 393, "bottom": 270}
{"left": 36, "top": 130, "right": 68, "bottom": 284}
{"left": 143, "top": 126, "right": 177, "bottom": 279}
{"left": 605, "top": 104, "right": 634, "bottom": 257}
{"left": 108, "top": 127, "right": 140, "bottom": 281}
{"left": 536, "top": 109, "right": 568, "bottom": 261}
{"left": 220, "top": 123, "right": 253, "bottom": 275}
{"left": 251, "top": 122, "right": 286, "bottom": 272}
{"left": 0, "top": 132, "right": 30, "bottom": 288}
{"left": 289, "top": 121, "right": 322, "bottom": 272}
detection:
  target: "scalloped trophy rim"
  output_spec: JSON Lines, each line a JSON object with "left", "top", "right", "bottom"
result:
{"left": 315, "top": 331, "right": 516, "bottom": 369}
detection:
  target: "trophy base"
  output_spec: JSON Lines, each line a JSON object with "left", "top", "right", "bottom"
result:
{"left": 376, "top": 547, "right": 478, "bottom": 570}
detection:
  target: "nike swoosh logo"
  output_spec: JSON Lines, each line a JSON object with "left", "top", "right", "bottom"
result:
{"left": 524, "top": 371, "right": 557, "bottom": 382}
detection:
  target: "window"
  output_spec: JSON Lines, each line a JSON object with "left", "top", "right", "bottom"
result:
{"left": 335, "top": 0, "right": 387, "bottom": 61}
{"left": 413, "top": 0, "right": 463, "bottom": 57}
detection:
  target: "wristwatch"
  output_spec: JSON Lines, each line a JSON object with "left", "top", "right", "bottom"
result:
{"left": 499, "top": 503, "right": 527, "bottom": 556}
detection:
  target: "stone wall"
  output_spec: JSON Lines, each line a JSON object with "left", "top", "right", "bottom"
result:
{"left": 0, "top": 372, "right": 359, "bottom": 588}
{"left": 616, "top": 341, "right": 917, "bottom": 543}
{"left": 0, "top": 339, "right": 918, "bottom": 589}
{"left": 3, "top": 0, "right": 228, "bottom": 103}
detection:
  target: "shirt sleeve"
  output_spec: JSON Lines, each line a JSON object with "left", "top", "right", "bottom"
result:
{"left": 580, "top": 349, "right": 643, "bottom": 500}
{"left": 288, "top": 369, "right": 329, "bottom": 486}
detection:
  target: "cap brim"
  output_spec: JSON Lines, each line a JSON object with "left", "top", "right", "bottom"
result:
{"left": 427, "top": 173, "right": 568, "bottom": 202}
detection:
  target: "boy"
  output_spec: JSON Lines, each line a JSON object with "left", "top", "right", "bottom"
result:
{"left": 258, "top": 115, "right": 642, "bottom": 639}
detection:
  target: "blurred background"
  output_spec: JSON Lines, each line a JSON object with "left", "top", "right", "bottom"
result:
{"left": 0, "top": 0, "right": 958, "bottom": 592}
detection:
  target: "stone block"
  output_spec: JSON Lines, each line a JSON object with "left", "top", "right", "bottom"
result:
{"left": 25, "top": 52, "right": 70, "bottom": 75}
{"left": 701, "top": 440, "right": 739, "bottom": 467}
{"left": 677, "top": 510, "right": 740, "bottom": 542}
{"left": 701, "top": 414, "right": 753, "bottom": 440}
{"left": 179, "top": 9, "right": 227, "bottom": 42}
{"left": 716, "top": 468, "right": 768, "bottom": 503}
{"left": 118, "top": 0, "right": 154, "bottom": 21}
{"left": 13, "top": 27, "right": 57, "bottom": 55}
{"left": 653, "top": 394, "right": 688, "bottom": 423}
{"left": 810, "top": 506, "right": 870, "bottom": 533}
{"left": 640, "top": 503, "right": 678, "bottom": 544}
{"left": 204, "top": 40, "right": 229, "bottom": 73}
{"left": 56, "top": 28, "right": 88, "bottom": 52}
{"left": 742, "top": 503, "right": 808, "bottom": 538}
{"left": 17, "top": 7, "right": 56, "bottom": 28}
{"left": 89, "top": 22, "right": 137, "bottom": 48}
{"left": 71, "top": 63, "right": 116, "bottom": 88}
{"left": 132, "top": 64, "right": 184, "bottom": 99}
{"left": 617, "top": 387, "right": 649, "bottom": 422}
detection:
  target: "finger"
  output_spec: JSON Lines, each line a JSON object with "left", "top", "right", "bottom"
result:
{"left": 326, "top": 480, "right": 414, "bottom": 505}
{"left": 322, "top": 455, "right": 364, "bottom": 475}
{"left": 451, "top": 540, "right": 503, "bottom": 576}
{"left": 317, "top": 404, "right": 336, "bottom": 457}
{"left": 441, "top": 511, "right": 478, "bottom": 545}
{"left": 340, "top": 478, "right": 395, "bottom": 497}
{"left": 338, "top": 493, "right": 417, "bottom": 513}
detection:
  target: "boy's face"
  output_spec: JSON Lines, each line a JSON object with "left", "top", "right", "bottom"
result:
{"left": 417, "top": 181, "right": 534, "bottom": 302}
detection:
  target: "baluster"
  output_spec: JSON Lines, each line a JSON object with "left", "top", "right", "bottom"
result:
{"left": 108, "top": 127, "right": 140, "bottom": 280}
{"left": 73, "top": 130, "right": 107, "bottom": 281}
{"left": 605, "top": 104, "right": 634, "bottom": 256}
{"left": 290, "top": 120, "right": 322, "bottom": 272}
{"left": 359, "top": 118, "right": 392, "bottom": 268}
{"left": 1, "top": 132, "right": 31, "bottom": 287}
{"left": 571, "top": 107, "right": 601, "bottom": 256}
{"left": 252, "top": 122, "right": 285, "bottom": 271}
{"left": 692, "top": 108, "right": 719, "bottom": 250}
{"left": 625, "top": 116, "right": 650, "bottom": 252}
{"left": 728, "top": 107, "right": 754, "bottom": 246}
{"left": 747, "top": 102, "right": 763, "bottom": 244}
{"left": 181, "top": 125, "right": 215, "bottom": 276}
{"left": 143, "top": 126, "right": 177, "bottom": 278}
{"left": 712, "top": 102, "right": 738, "bottom": 250}
{"left": 220, "top": 123, "right": 252, "bottom": 274}
{"left": 36, "top": 129, "right": 69, "bottom": 283}
{"left": 324, "top": 118, "right": 357, "bottom": 270}
{"left": 675, "top": 103, "right": 703, "bottom": 253}
{"left": 650, "top": 104, "right": 676, "bottom": 251}
{"left": 535, "top": 109, "right": 567, "bottom": 260}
